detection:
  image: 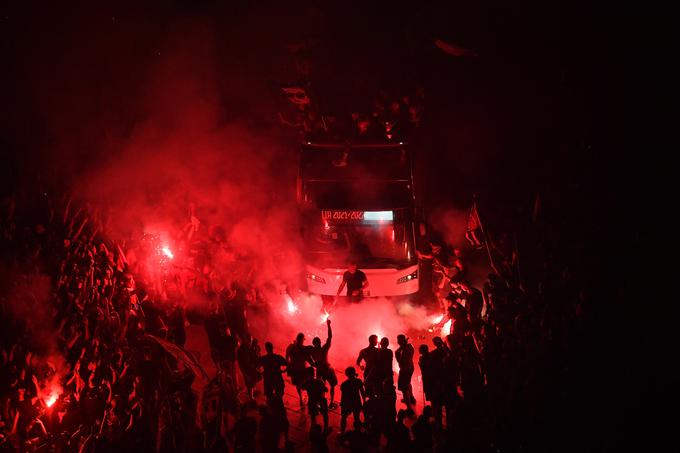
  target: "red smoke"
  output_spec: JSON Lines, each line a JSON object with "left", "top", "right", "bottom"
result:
{"left": 6, "top": 9, "right": 477, "bottom": 393}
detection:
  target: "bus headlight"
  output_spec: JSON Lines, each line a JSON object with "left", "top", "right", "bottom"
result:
{"left": 397, "top": 270, "right": 418, "bottom": 284}
{"left": 306, "top": 272, "right": 326, "bottom": 284}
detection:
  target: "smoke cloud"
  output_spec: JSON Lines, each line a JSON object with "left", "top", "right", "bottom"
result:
{"left": 428, "top": 205, "right": 469, "bottom": 248}
{"left": 3, "top": 6, "right": 485, "bottom": 378}
{"left": 251, "top": 293, "right": 442, "bottom": 374}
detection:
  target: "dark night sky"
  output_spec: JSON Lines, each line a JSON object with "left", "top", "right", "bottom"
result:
{"left": 0, "top": 0, "right": 623, "bottom": 188}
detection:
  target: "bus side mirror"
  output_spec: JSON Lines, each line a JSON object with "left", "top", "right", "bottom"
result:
{"left": 419, "top": 222, "right": 427, "bottom": 237}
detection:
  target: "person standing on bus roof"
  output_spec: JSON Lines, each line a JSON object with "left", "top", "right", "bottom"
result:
{"left": 336, "top": 260, "right": 369, "bottom": 303}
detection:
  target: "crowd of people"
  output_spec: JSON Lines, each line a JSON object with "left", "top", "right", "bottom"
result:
{"left": 0, "top": 190, "right": 591, "bottom": 452}
{"left": 0, "top": 192, "right": 208, "bottom": 452}
{"left": 278, "top": 41, "right": 424, "bottom": 145}
{"left": 279, "top": 86, "right": 424, "bottom": 145}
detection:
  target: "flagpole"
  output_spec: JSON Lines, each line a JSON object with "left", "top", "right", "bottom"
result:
{"left": 473, "top": 196, "right": 500, "bottom": 276}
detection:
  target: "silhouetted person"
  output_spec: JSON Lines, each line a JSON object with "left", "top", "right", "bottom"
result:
{"left": 204, "top": 303, "right": 225, "bottom": 366}
{"left": 459, "top": 280, "right": 484, "bottom": 322}
{"left": 428, "top": 337, "right": 449, "bottom": 429}
{"left": 375, "top": 337, "right": 394, "bottom": 390}
{"left": 386, "top": 409, "right": 412, "bottom": 453}
{"left": 258, "top": 342, "right": 288, "bottom": 403}
{"left": 374, "top": 379, "right": 397, "bottom": 445}
{"left": 395, "top": 334, "right": 416, "bottom": 410}
{"left": 446, "top": 291, "right": 469, "bottom": 340}
{"left": 460, "top": 335, "right": 484, "bottom": 406}
{"left": 340, "top": 366, "right": 365, "bottom": 434}
{"left": 483, "top": 272, "right": 506, "bottom": 320}
{"left": 221, "top": 282, "right": 250, "bottom": 343}
{"left": 356, "top": 335, "right": 379, "bottom": 396}
{"left": 222, "top": 329, "right": 239, "bottom": 376}
{"left": 419, "top": 344, "right": 442, "bottom": 430}
{"left": 417, "top": 240, "right": 453, "bottom": 306}
{"left": 166, "top": 301, "right": 187, "bottom": 347}
{"left": 302, "top": 368, "right": 329, "bottom": 434}
{"left": 337, "top": 260, "right": 369, "bottom": 303}
{"left": 237, "top": 337, "right": 261, "bottom": 400}
{"left": 286, "top": 333, "right": 315, "bottom": 407}
{"left": 258, "top": 394, "right": 290, "bottom": 451}
{"left": 411, "top": 405, "right": 434, "bottom": 452}
{"left": 311, "top": 319, "right": 338, "bottom": 409}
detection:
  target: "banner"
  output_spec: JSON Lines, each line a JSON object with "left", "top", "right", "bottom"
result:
{"left": 146, "top": 335, "right": 209, "bottom": 382}
{"left": 465, "top": 202, "right": 485, "bottom": 249}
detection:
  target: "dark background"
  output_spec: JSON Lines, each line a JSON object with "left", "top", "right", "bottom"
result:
{"left": 0, "top": 0, "right": 651, "bottom": 447}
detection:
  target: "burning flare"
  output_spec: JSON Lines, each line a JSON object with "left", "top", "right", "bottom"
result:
{"left": 442, "top": 319, "right": 452, "bottom": 336}
{"left": 285, "top": 295, "right": 299, "bottom": 314}
{"left": 428, "top": 313, "right": 445, "bottom": 333}
{"left": 161, "top": 246, "right": 174, "bottom": 259}
{"left": 45, "top": 394, "right": 58, "bottom": 407}
{"left": 320, "top": 309, "right": 330, "bottom": 324}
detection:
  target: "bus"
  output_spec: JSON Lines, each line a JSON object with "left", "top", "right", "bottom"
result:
{"left": 297, "top": 142, "right": 421, "bottom": 298}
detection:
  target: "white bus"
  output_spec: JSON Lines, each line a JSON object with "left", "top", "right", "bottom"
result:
{"left": 297, "top": 143, "right": 420, "bottom": 298}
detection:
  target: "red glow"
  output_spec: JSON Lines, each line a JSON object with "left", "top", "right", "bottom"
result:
{"left": 45, "top": 393, "right": 58, "bottom": 407}
{"left": 161, "top": 246, "right": 174, "bottom": 259}
{"left": 320, "top": 309, "right": 330, "bottom": 324}
{"left": 442, "top": 319, "right": 452, "bottom": 336}
{"left": 428, "top": 313, "right": 445, "bottom": 333}
{"left": 285, "top": 295, "right": 299, "bottom": 314}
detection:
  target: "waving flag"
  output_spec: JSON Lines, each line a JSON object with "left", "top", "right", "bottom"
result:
{"left": 466, "top": 202, "right": 485, "bottom": 249}
{"left": 146, "top": 335, "right": 209, "bottom": 383}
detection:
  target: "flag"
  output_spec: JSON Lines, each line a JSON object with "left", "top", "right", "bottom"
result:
{"left": 145, "top": 335, "right": 209, "bottom": 383}
{"left": 466, "top": 202, "right": 485, "bottom": 249}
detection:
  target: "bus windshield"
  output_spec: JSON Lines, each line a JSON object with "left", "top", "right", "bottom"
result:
{"left": 302, "top": 211, "right": 416, "bottom": 269}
